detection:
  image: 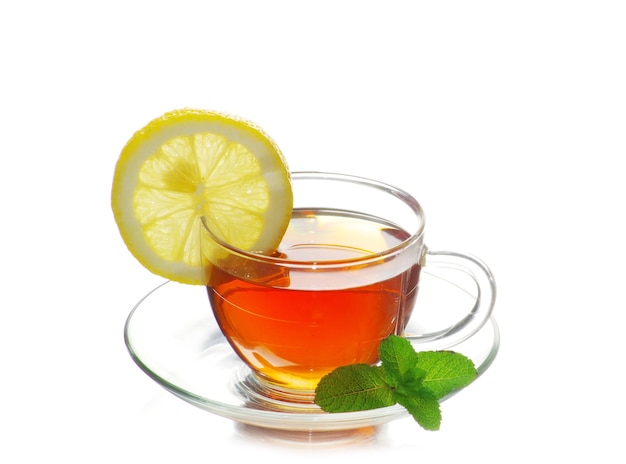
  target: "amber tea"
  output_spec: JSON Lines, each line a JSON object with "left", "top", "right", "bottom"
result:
{"left": 206, "top": 209, "right": 421, "bottom": 390}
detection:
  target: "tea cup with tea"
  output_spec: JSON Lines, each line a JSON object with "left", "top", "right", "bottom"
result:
{"left": 201, "top": 172, "right": 495, "bottom": 404}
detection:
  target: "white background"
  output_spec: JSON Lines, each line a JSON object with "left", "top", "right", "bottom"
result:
{"left": 1, "top": 1, "right": 624, "bottom": 462}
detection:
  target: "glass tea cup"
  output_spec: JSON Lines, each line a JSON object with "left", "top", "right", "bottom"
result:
{"left": 200, "top": 172, "right": 495, "bottom": 403}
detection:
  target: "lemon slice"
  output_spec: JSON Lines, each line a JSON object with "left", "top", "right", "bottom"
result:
{"left": 111, "top": 109, "right": 293, "bottom": 285}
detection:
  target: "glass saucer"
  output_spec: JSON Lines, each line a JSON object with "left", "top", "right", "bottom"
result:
{"left": 124, "top": 269, "right": 500, "bottom": 432}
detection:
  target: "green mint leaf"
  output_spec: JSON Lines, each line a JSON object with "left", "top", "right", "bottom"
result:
{"left": 394, "top": 365, "right": 428, "bottom": 396}
{"left": 416, "top": 350, "right": 477, "bottom": 399}
{"left": 313, "top": 335, "right": 479, "bottom": 432}
{"left": 378, "top": 335, "right": 419, "bottom": 386}
{"left": 315, "top": 364, "right": 395, "bottom": 413}
{"left": 394, "top": 390, "right": 442, "bottom": 431}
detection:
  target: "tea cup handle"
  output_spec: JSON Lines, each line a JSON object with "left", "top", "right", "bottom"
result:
{"left": 404, "top": 248, "right": 496, "bottom": 349}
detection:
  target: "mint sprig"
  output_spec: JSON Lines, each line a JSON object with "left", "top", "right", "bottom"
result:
{"left": 314, "top": 335, "right": 477, "bottom": 431}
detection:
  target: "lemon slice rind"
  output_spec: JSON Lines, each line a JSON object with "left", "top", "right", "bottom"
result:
{"left": 111, "top": 109, "right": 293, "bottom": 285}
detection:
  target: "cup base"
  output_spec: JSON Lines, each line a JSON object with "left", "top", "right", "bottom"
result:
{"left": 234, "top": 369, "right": 322, "bottom": 413}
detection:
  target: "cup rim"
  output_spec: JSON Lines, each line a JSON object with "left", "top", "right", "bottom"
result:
{"left": 201, "top": 171, "right": 426, "bottom": 269}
